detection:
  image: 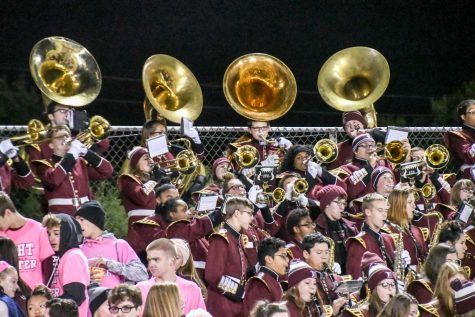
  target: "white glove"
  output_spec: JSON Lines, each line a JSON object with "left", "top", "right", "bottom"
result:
{"left": 184, "top": 127, "right": 201, "bottom": 144}
{"left": 285, "top": 182, "right": 295, "bottom": 201}
{"left": 307, "top": 161, "right": 322, "bottom": 178}
{"left": 0, "top": 139, "right": 19, "bottom": 159}
{"left": 68, "top": 140, "right": 87, "bottom": 159}
{"left": 470, "top": 143, "right": 475, "bottom": 157}
{"left": 260, "top": 154, "right": 278, "bottom": 167}
{"left": 277, "top": 137, "right": 292, "bottom": 150}
{"left": 247, "top": 185, "right": 262, "bottom": 204}
{"left": 400, "top": 250, "right": 411, "bottom": 267}
{"left": 332, "top": 262, "right": 342, "bottom": 275}
{"left": 142, "top": 180, "right": 158, "bottom": 195}
{"left": 297, "top": 193, "right": 308, "bottom": 207}
{"left": 242, "top": 167, "right": 256, "bottom": 178}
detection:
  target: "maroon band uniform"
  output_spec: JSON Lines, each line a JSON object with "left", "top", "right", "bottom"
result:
{"left": 243, "top": 266, "right": 284, "bottom": 315}
{"left": 0, "top": 158, "right": 34, "bottom": 193}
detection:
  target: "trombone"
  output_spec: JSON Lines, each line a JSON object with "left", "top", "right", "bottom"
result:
{"left": 413, "top": 183, "right": 436, "bottom": 201}
{"left": 312, "top": 139, "right": 338, "bottom": 164}
{"left": 157, "top": 138, "right": 198, "bottom": 174}
{"left": 233, "top": 144, "right": 260, "bottom": 168}
{"left": 7, "top": 119, "right": 48, "bottom": 147}
{"left": 375, "top": 140, "right": 408, "bottom": 164}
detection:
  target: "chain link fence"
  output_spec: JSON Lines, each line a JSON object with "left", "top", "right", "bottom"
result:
{"left": 2, "top": 125, "right": 460, "bottom": 236}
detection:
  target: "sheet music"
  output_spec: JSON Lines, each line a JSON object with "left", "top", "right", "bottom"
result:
{"left": 181, "top": 117, "right": 194, "bottom": 135}
{"left": 147, "top": 135, "right": 169, "bottom": 157}
{"left": 385, "top": 127, "right": 409, "bottom": 144}
{"left": 196, "top": 194, "right": 219, "bottom": 212}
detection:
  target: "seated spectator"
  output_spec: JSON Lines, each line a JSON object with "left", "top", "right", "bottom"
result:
{"left": 45, "top": 298, "right": 78, "bottom": 317}
{"left": 27, "top": 285, "right": 52, "bottom": 317}
{"left": 107, "top": 284, "right": 143, "bottom": 317}
{"left": 143, "top": 282, "right": 183, "bottom": 317}
{"left": 0, "top": 260, "right": 25, "bottom": 317}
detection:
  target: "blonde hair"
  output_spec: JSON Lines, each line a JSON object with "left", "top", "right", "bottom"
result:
{"left": 362, "top": 192, "right": 387, "bottom": 214}
{"left": 434, "top": 262, "right": 468, "bottom": 317}
{"left": 176, "top": 253, "right": 207, "bottom": 300}
{"left": 42, "top": 214, "right": 61, "bottom": 230}
{"left": 142, "top": 283, "right": 182, "bottom": 317}
{"left": 387, "top": 186, "right": 413, "bottom": 229}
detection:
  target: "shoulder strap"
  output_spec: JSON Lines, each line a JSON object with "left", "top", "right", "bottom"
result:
{"left": 348, "top": 236, "right": 366, "bottom": 249}
{"left": 418, "top": 304, "right": 440, "bottom": 317}
{"left": 31, "top": 159, "right": 53, "bottom": 168}
{"left": 344, "top": 308, "right": 366, "bottom": 317}
{"left": 133, "top": 218, "right": 160, "bottom": 227}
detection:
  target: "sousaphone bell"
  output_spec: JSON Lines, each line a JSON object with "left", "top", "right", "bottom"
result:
{"left": 317, "top": 47, "right": 390, "bottom": 128}
{"left": 223, "top": 53, "right": 297, "bottom": 121}
{"left": 142, "top": 55, "right": 203, "bottom": 123}
{"left": 29, "top": 36, "right": 102, "bottom": 108}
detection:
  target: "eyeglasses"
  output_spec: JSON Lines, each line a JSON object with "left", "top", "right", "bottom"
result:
{"left": 275, "top": 253, "right": 289, "bottom": 260}
{"left": 462, "top": 188, "right": 474, "bottom": 194}
{"left": 250, "top": 126, "right": 269, "bottom": 131}
{"left": 109, "top": 305, "right": 137, "bottom": 314}
{"left": 239, "top": 209, "right": 253, "bottom": 216}
{"left": 331, "top": 200, "right": 347, "bottom": 207}
{"left": 229, "top": 184, "right": 245, "bottom": 191}
{"left": 298, "top": 222, "right": 316, "bottom": 229}
{"left": 466, "top": 111, "right": 475, "bottom": 116}
{"left": 377, "top": 282, "right": 396, "bottom": 289}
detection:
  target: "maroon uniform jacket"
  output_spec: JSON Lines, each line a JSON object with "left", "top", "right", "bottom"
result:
{"left": 342, "top": 305, "right": 371, "bottom": 317}
{"left": 315, "top": 269, "right": 351, "bottom": 306}
{"left": 444, "top": 125, "right": 475, "bottom": 180}
{"left": 462, "top": 226, "right": 475, "bottom": 279}
{"left": 412, "top": 211, "right": 443, "bottom": 245}
{"left": 288, "top": 168, "right": 347, "bottom": 199}
{"left": 407, "top": 278, "right": 434, "bottom": 304}
{"left": 32, "top": 152, "right": 113, "bottom": 215}
{"left": 345, "top": 223, "right": 396, "bottom": 279}
{"left": 205, "top": 223, "right": 249, "bottom": 317}
{"left": 286, "top": 237, "right": 305, "bottom": 261}
{"left": 418, "top": 302, "right": 440, "bottom": 317}
{"left": 328, "top": 138, "right": 353, "bottom": 170}
{"left": 229, "top": 137, "right": 283, "bottom": 170}
{"left": 166, "top": 216, "right": 213, "bottom": 279}
{"left": 315, "top": 214, "right": 359, "bottom": 274}
{"left": 0, "top": 159, "right": 34, "bottom": 193}
{"left": 117, "top": 173, "right": 156, "bottom": 237}
{"left": 129, "top": 214, "right": 168, "bottom": 256}
{"left": 243, "top": 266, "right": 284, "bottom": 315}
{"left": 340, "top": 157, "right": 392, "bottom": 201}
{"left": 384, "top": 224, "right": 428, "bottom": 268}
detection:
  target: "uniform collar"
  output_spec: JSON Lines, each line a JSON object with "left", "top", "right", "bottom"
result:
{"left": 363, "top": 222, "right": 381, "bottom": 239}
{"left": 52, "top": 154, "right": 63, "bottom": 163}
{"left": 463, "top": 123, "right": 475, "bottom": 133}
{"left": 224, "top": 222, "right": 241, "bottom": 240}
{"left": 260, "top": 266, "right": 280, "bottom": 280}
{"left": 353, "top": 156, "right": 369, "bottom": 165}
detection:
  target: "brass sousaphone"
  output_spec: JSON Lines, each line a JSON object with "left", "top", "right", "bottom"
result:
{"left": 30, "top": 36, "right": 102, "bottom": 107}
{"left": 223, "top": 53, "right": 297, "bottom": 121}
{"left": 142, "top": 54, "right": 203, "bottom": 123}
{"left": 317, "top": 47, "right": 390, "bottom": 128}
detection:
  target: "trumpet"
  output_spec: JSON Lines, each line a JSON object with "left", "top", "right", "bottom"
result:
{"left": 293, "top": 178, "right": 309, "bottom": 194}
{"left": 8, "top": 119, "right": 48, "bottom": 147}
{"left": 313, "top": 139, "right": 338, "bottom": 164}
{"left": 375, "top": 140, "right": 408, "bottom": 164}
{"left": 413, "top": 183, "right": 436, "bottom": 201}
{"left": 233, "top": 144, "right": 260, "bottom": 168}
{"left": 424, "top": 144, "right": 449, "bottom": 170}
{"left": 256, "top": 187, "right": 286, "bottom": 204}
{"left": 159, "top": 138, "right": 198, "bottom": 174}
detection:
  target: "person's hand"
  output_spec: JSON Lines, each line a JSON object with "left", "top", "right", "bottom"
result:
{"left": 260, "top": 154, "right": 278, "bottom": 167}
{"left": 184, "top": 127, "right": 201, "bottom": 144}
{"left": 307, "top": 161, "right": 322, "bottom": 178}
{"left": 242, "top": 167, "right": 256, "bottom": 178}
{"left": 332, "top": 262, "right": 342, "bottom": 275}
{"left": 277, "top": 137, "right": 292, "bottom": 150}
{"left": 248, "top": 185, "right": 262, "bottom": 203}
{"left": 142, "top": 180, "right": 158, "bottom": 195}
{"left": 284, "top": 182, "right": 295, "bottom": 201}
{"left": 400, "top": 249, "right": 411, "bottom": 267}
{"left": 332, "top": 296, "right": 348, "bottom": 315}
{"left": 0, "top": 139, "right": 19, "bottom": 159}
{"left": 369, "top": 151, "right": 378, "bottom": 168}
{"left": 68, "top": 140, "right": 87, "bottom": 159}
{"left": 297, "top": 193, "right": 308, "bottom": 207}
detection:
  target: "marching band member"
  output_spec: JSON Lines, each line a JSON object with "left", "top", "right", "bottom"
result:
{"left": 345, "top": 193, "right": 396, "bottom": 279}
{"left": 340, "top": 133, "right": 392, "bottom": 201}
{"left": 228, "top": 120, "right": 292, "bottom": 179}
{"left": 407, "top": 243, "right": 458, "bottom": 304}
{"left": 285, "top": 208, "right": 316, "bottom": 260}
{"left": 32, "top": 126, "right": 113, "bottom": 215}
{"left": 128, "top": 183, "right": 179, "bottom": 260}
{"left": 202, "top": 157, "right": 233, "bottom": 194}
{"left": 0, "top": 140, "right": 34, "bottom": 193}
{"left": 314, "top": 185, "right": 358, "bottom": 274}
{"left": 440, "top": 178, "right": 474, "bottom": 219}
{"left": 282, "top": 260, "right": 320, "bottom": 317}
{"left": 342, "top": 260, "right": 397, "bottom": 317}
{"left": 243, "top": 237, "right": 289, "bottom": 315}
{"left": 386, "top": 186, "right": 428, "bottom": 270}
{"left": 302, "top": 233, "right": 351, "bottom": 315}
{"left": 205, "top": 197, "right": 255, "bottom": 317}
{"left": 419, "top": 262, "right": 468, "bottom": 317}
{"left": 117, "top": 146, "right": 157, "bottom": 237}
{"left": 279, "top": 145, "right": 346, "bottom": 198}
{"left": 443, "top": 99, "right": 475, "bottom": 181}
{"left": 328, "top": 111, "right": 368, "bottom": 170}
{"left": 376, "top": 292, "right": 419, "bottom": 317}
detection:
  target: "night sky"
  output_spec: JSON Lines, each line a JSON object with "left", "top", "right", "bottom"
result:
{"left": 2, "top": 1, "right": 475, "bottom": 127}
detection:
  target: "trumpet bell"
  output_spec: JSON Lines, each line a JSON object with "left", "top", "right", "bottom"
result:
{"left": 314, "top": 139, "right": 338, "bottom": 164}
{"left": 175, "top": 150, "right": 198, "bottom": 174}
{"left": 234, "top": 145, "right": 260, "bottom": 168}
{"left": 223, "top": 53, "right": 297, "bottom": 121}
{"left": 89, "top": 116, "right": 111, "bottom": 139}
{"left": 424, "top": 144, "right": 450, "bottom": 169}
{"left": 29, "top": 37, "right": 102, "bottom": 107}
{"left": 383, "top": 141, "right": 408, "bottom": 164}
{"left": 143, "top": 55, "right": 203, "bottom": 123}
{"left": 293, "top": 178, "right": 309, "bottom": 194}
{"left": 317, "top": 47, "right": 390, "bottom": 112}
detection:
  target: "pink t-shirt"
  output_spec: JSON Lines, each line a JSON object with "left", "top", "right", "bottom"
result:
{"left": 0, "top": 218, "right": 54, "bottom": 289}
{"left": 49, "top": 248, "right": 90, "bottom": 317}
{"left": 137, "top": 276, "right": 206, "bottom": 315}
{"left": 79, "top": 234, "right": 140, "bottom": 288}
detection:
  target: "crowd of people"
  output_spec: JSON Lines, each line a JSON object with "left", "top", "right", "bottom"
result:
{"left": 3, "top": 99, "right": 475, "bottom": 317}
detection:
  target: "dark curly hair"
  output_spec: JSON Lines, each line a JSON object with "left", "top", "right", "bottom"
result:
{"left": 279, "top": 145, "right": 312, "bottom": 173}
